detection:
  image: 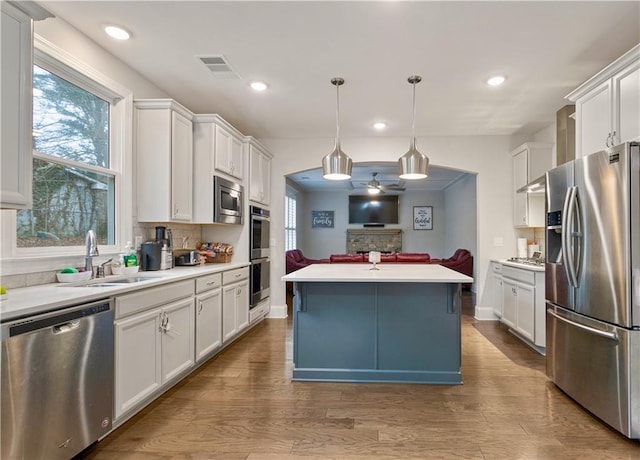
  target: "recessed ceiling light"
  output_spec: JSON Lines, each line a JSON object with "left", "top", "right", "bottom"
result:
{"left": 373, "top": 122, "right": 387, "bottom": 130}
{"left": 487, "top": 75, "right": 506, "bottom": 86}
{"left": 250, "top": 81, "right": 268, "bottom": 92}
{"left": 104, "top": 25, "right": 131, "bottom": 40}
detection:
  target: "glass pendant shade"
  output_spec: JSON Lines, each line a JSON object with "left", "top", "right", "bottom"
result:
{"left": 399, "top": 75, "right": 429, "bottom": 180}
{"left": 323, "top": 77, "right": 352, "bottom": 180}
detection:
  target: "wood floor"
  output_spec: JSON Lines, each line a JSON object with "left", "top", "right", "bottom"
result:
{"left": 83, "top": 295, "right": 640, "bottom": 459}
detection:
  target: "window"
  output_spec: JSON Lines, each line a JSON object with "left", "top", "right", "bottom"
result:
{"left": 16, "top": 65, "right": 115, "bottom": 248}
{"left": 285, "top": 194, "right": 297, "bottom": 251}
{"left": 3, "top": 37, "right": 133, "bottom": 266}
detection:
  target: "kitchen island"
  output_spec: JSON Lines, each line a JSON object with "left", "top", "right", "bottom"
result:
{"left": 282, "top": 263, "right": 472, "bottom": 384}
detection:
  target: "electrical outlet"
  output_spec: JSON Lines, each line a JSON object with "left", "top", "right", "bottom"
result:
{"left": 493, "top": 237, "right": 504, "bottom": 247}
{"left": 134, "top": 236, "right": 143, "bottom": 250}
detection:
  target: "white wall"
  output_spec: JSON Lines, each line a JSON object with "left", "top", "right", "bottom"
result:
{"left": 35, "top": 17, "right": 169, "bottom": 100}
{"left": 298, "top": 189, "right": 447, "bottom": 259}
{"left": 264, "top": 136, "right": 519, "bottom": 316}
{"left": 444, "top": 173, "right": 478, "bottom": 287}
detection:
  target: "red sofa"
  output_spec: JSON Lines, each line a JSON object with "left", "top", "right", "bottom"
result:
{"left": 327, "top": 249, "right": 473, "bottom": 278}
{"left": 286, "top": 249, "right": 323, "bottom": 274}
{"left": 440, "top": 249, "right": 473, "bottom": 278}
{"left": 329, "top": 253, "right": 431, "bottom": 263}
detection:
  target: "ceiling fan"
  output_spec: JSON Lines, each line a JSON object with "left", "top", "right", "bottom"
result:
{"left": 360, "top": 172, "right": 405, "bottom": 194}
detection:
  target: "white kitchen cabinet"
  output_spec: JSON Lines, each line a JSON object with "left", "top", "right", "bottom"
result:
{"left": 135, "top": 99, "right": 193, "bottom": 222}
{"left": 215, "top": 123, "right": 244, "bottom": 180}
{"left": 568, "top": 44, "right": 640, "bottom": 157}
{"left": 491, "top": 262, "right": 503, "bottom": 319}
{"left": 222, "top": 267, "right": 250, "bottom": 343}
{"left": 511, "top": 143, "right": 551, "bottom": 228}
{"left": 501, "top": 265, "right": 545, "bottom": 350}
{"left": 1, "top": 2, "right": 51, "bottom": 209}
{"left": 161, "top": 297, "right": 195, "bottom": 383}
{"left": 192, "top": 114, "right": 246, "bottom": 222}
{"left": 501, "top": 278, "right": 517, "bottom": 329}
{"left": 114, "top": 279, "right": 195, "bottom": 421}
{"left": 248, "top": 138, "right": 273, "bottom": 207}
{"left": 114, "top": 307, "right": 162, "bottom": 420}
{"left": 195, "top": 273, "right": 223, "bottom": 362}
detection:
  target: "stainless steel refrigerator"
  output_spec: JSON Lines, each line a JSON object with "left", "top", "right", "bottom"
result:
{"left": 545, "top": 141, "right": 640, "bottom": 439}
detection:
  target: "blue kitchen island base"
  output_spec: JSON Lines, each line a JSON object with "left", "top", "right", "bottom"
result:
{"left": 292, "top": 281, "right": 463, "bottom": 385}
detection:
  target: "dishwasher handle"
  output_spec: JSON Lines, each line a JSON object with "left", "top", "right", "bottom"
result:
{"left": 7, "top": 299, "right": 112, "bottom": 337}
{"left": 52, "top": 321, "right": 81, "bottom": 334}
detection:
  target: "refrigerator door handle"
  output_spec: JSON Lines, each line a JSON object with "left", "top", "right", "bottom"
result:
{"left": 548, "top": 309, "right": 618, "bottom": 341}
{"left": 563, "top": 186, "right": 579, "bottom": 287}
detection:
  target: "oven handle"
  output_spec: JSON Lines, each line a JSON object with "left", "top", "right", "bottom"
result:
{"left": 251, "top": 215, "right": 270, "bottom": 222}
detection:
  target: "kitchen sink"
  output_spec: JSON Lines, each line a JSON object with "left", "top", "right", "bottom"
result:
{"left": 63, "top": 275, "right": 162, "bottom": 287}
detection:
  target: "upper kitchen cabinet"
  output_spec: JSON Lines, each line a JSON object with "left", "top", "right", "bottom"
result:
{"left": 135, "top": 99, "right": 193, "bottom": 222}
{"left": 0, "top": 2, "right": 52, "bottom": 209}
{"left": 567, "top": 44, "right": 640, "bottom": 157}
{"left": 192, "top": 114, "right": 246, "bottom": 223}
{"left": 512, "top": 143, "right": 552, "bottom": 228}
{"left": 206, "top": 116, "right": 244, "bottom": 181}
{"left": 247, "top": 137, "right": 272, "bottom": 207}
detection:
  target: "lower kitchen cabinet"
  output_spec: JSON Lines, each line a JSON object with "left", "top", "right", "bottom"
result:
{"left": 500, "top": 265, "right": 545, "bottom": 351}
{"left": 114, "top": 308, "right": 161, "bottom": 420}
{"left": 195, "top": 274, "right": 223, "bottom": 362}
{"left": 161, "top": 298, "right": 195, "bottom": 383}
{"left": 501, "top": 278, "right": 517, "bottom": 329}
{"left": 113, "top": 265, "right": 255, "bottom": 425}
{"left": 114, "top": 286, "right": 195, "bottom": 421}
{"left": 222, "top": 280, "right": 249, "bottom": 342}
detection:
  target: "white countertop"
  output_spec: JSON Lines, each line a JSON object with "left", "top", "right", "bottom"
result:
{"left": 499, "top": 260, "right": 545, "bottom": 272}
{"left": 281, "top": 263, "right": 473, "bottom": 283}
{"left": 0, "top": 262, "right": 250, "bottom": 323}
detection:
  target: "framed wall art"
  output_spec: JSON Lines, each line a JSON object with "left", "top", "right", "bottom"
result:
{"left": 312, "top": 210, "right": 334, "bottom": 228}
{"left": 413, "top": 206, "right": 433, "bottom": 230}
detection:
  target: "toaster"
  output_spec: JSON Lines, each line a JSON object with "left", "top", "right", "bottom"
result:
{"left": 174, "top": 249, "right": 200, "bottom": 266}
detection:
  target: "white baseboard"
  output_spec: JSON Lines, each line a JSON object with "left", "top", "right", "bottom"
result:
{"left": 474, "top": 305, "right": 498, "bottom": 321}
{"left": 267, "top": 303, "right": 288, "bottom": 319}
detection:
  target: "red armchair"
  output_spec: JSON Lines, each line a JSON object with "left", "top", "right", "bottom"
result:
{"left": 440, "top": 249, "right": 473, "bottom": 278}
{"left": 286, "top": 249, "right": 322, "bottom": 274}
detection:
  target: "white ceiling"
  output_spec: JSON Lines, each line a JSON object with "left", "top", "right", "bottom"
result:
{"left": 288, "top": 162, "right": 469, "bottom": 192}
{"left": 40, "top": 1, "right": 640, "bottom": 142}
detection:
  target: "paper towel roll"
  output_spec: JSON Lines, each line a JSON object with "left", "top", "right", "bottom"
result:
{"left": 517, "top": 238, "right": 528, "bottom": 258}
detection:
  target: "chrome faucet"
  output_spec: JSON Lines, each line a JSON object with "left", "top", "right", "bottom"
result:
{"left": 84, "top": 230, "right": 99, "bottom": 276}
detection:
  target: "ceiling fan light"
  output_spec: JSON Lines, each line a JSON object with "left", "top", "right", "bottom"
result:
{"left": 322, "top": 77, "right": 352, "bottom": 181}
{"left": 322, "top": 147, "right": 353, "bottom": 180}
{"left": 367, "top": 187, "right": 381, "bottom": 195}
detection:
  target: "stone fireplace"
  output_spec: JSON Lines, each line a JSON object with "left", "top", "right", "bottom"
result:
{"left": 346, "top": 229, "right": 402, "bottom": 253}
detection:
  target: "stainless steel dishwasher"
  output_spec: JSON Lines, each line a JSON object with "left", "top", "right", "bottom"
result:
{"left": 1, "top": 298, "right": 114, "bottom": 459}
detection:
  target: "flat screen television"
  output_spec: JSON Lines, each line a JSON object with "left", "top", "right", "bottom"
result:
{"left": 348, "top": 195, "right": 399, "bottom": 224}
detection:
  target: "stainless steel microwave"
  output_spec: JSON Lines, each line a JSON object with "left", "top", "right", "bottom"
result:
{"left": 213, "top": 176, "right": 243, "bottom": 224}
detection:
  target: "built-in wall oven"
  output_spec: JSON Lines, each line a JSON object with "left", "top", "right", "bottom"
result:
{"left": 250, "top": 206, "right": 270, "bottom": 307}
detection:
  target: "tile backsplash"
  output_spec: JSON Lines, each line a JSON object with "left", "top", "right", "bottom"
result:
{"left": 1, "top": 223, "right": 204, "bottom": 289}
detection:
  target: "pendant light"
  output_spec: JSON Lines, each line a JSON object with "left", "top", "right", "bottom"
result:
{"left": 322, "top": 77, "right": 353, "bottom": 180}
{"left": 399, "top": 75, "right": 429, "bottom": 180}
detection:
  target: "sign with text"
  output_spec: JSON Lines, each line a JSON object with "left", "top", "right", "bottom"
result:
{"left": 413, "top": 206, "right": 433, "bottom": 230}
{"left": 312, "top": 210, "right": 334, "bottom": 228}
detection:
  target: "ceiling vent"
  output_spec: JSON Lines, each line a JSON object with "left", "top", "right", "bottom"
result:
{"left": 197, "top": 55, "right": 239, "bottom": 79}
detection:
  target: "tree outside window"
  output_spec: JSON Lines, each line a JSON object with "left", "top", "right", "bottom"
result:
{"left": 16, "top": 66, "right": 115, "bottom": 247}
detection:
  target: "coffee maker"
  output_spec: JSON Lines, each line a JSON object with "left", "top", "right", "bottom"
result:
{"left": 155, "top": 226, "right": 173, "bottom": 270}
